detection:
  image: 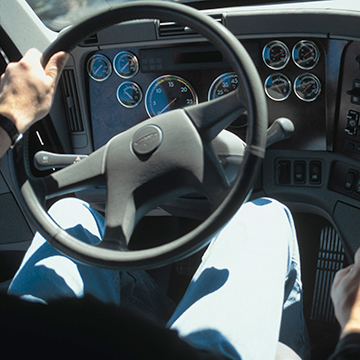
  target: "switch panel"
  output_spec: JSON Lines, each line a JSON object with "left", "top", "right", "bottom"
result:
{"left": 276, "top": 158, "right": 322, "bottom": 186}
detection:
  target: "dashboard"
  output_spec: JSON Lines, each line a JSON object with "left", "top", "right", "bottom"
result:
{"left": 83, "top": 37, "right": 330, "bottom": 151}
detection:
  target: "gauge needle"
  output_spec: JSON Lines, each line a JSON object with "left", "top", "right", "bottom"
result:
{"left": 121, "top": 62, "right": 129, "bottom": 71}
{"left": 159, "top": 98, "right": 177, "bottom": 114}
{"left": 94, "top": 65, "right": 103, "bottom": 74}
{"left": 303, "top": 49, "right": 314, "bottom": 58}
{"left": 303, "top": 83, "right": 312, "bottom": 93}
{"left": 274, "top": 83, "right": 282, "bottom": 93}
{"left": 273, "top": 50, "right": 284, "bottom": 58}
{"left": 124, "top": 90, "right": 134, "bottom": 100}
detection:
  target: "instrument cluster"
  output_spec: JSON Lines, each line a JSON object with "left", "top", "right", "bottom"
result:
{"left": 86, "top": 38, "right": 323, "bottom": 149}
{"left": 262, "top": 40, "right": 321, "bottom": 102}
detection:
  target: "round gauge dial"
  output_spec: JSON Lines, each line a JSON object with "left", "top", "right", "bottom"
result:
{"left": 117, "top": 82, "right": 143, "bottom": 108}
{"left": 292, "top": 40, "right": 320, "bottom": 70}
{"left": 264, "top": 74, "right": 291, "bottom": 101}
{"left": 294, "top": 73, "right": 321, "bottom": 102}
{"left": 208, "top": 72, "right": 239, "bottom": 101}
{"left": 87, "top": 54, "right": 112, "bottom": 81}
{"left": 262, "top": 41, "right": 290, "bottom": 70}
{"left": 113, "top": 51, "right": 139, "bottom": 79}
{"left": 145, "top": 75, "right": 198, "bottom": 118}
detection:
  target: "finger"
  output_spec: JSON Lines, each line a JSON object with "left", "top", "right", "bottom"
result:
{"left": 44, "top": 52, "right": 69, "bottom": 84}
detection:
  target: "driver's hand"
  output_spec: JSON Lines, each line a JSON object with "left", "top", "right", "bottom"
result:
{"left": 0, "top": 48, "right": 69, "bottom": 133}
{"left": 331, "top": 247, "right": 360, "bottom": 337}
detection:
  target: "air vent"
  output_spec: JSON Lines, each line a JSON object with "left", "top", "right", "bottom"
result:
{"left": 81, "top": 33, "right": 99, "bottom": 45}
{"left": 159, "top": 14, "right": 223, "bottom": 37}
{"left": 61, "top": 69, "right": 84, "bottom": 132}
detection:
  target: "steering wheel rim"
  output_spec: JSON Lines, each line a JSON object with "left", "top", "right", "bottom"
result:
{"left": 11, "top": 1, "right": 267, "bottom": 269}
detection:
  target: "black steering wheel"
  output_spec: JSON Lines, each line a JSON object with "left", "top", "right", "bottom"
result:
{"left": 11, "top": 1, "right": 267, "bottom": 269}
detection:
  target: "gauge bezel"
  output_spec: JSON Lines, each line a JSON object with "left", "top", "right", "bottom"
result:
{"left": 145, "top": 75, "right": 198, "bottom": 118}
{"left": 264, "top": 73, "right": 292, "bottom": 101}
{"left": 292, "top": 40, "right": 320, "bottom": 70}
{"left": 117, "top": 81, "right": 143, "bottom": 108}
{"left": 208, "top": 72, "right": 238, "bottom": 101}
{"left": 262, "top": 40, "right": 290, "bottom": 70}
{"left": 87, "top": 54, "right": 112, "bottom": 82}
{"left": 293, "top": 73, "right": 321, "bottom": 102}
{"left": 113, "top": 51, "right": 139, "bottom": 79}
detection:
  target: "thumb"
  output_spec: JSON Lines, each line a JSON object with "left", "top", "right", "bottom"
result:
{"left": 44, "top": 51, "right": 69, "bottom": 85}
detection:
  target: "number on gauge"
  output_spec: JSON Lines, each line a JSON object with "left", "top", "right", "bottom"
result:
{"left": 208, "top": 72, "right": 238, "bottom": 101}
{"left": 117, "top": 82, "right": 142, "bottom": 108}
{"left": 292, "top": 40, "right": 320, "bottom": 70}
{"left": 264, "top": 74, "right": 291, "bottom": 101}
{"left": 113, "top": 51, "right": 139, "bottom": 79}
{"left": 87, "top": 54, "right": 112, "bottom": 81}
{"left": 145, "top": 75, "right": 198, "bottom": 117}
{"left": 262, "top": 41, "right": 290, "bottom": 70}
{"left": 294, "top": 73, "right": 321, "bottom": 102}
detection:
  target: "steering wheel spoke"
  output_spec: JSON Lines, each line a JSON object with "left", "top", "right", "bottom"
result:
{"left": 185, "top": 90, "right": 246, "bottom": 142}
{"left": 40, "top": 148, "right": 106, "bottom": 199}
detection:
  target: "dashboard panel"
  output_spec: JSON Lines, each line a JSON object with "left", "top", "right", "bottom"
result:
{"left": 85, "top": 37, "right": 334, "bottom": 152}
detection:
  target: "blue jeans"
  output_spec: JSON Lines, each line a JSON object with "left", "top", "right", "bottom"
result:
{"left": 8, "top": 197, "right": 310, "bottom": 359}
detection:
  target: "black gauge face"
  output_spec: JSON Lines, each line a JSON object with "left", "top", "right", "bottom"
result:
{"left": 262, "top": 41, "right": 290, "bottom": 70}
{"left": 292, "top": 40, "right": 320, "bottom": 70}
{"left": 117, "top": 82, "right": 143, "bottom": 108}
{"left": 145, "top": 75, "right": 198, "bottom": 118}
{"left": 294, "top": 73, "right": 321, "bottom": 102}
{"left": 264, "top": 74, "right": 291, "bottom": 101}
{"left": 208, "top": 72, "right": 238, "bottom": 101}
{"left": 87, "top": 54, "right": 112, "bottom": 81}
{"left": 113, "top": 51, "right": 139, "bottom": 79}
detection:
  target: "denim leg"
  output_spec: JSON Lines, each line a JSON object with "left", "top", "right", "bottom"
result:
{"left": 8, "top": 198, "right": 121, "bottom": 305}
{"left": 8, "top": 198, "right": 174, "bottom": 322}
{"left": 167, "top": 198, "right": 310, "bottom": 360}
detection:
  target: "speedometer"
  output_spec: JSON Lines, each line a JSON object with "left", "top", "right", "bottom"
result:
{"left": 145, "top": 75, "right": 198, "bottom": 118}
{"left": 208, "top": 72, "right": 239, "bottom": 101}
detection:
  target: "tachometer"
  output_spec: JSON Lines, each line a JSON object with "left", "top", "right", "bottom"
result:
{"left": 145, "top": 75, "right": 198, "bottom": 118}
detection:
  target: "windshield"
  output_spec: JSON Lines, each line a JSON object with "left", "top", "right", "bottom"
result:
{"left": 26, "top": 0, "right": 206, "bottom": 31}
{"left": 26, "top": 0, "right": 312, "bottom": 31}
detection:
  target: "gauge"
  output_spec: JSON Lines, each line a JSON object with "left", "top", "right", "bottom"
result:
{"left": 113, "top": 51, "right": 139, "bottom": 79}
{"left": 294, "top": 73, "right": 321, "bottom": 102}
{"left": 262, "top": 41, "right": 290, "bottom": 70}
{"left": 264, "top": 74, "right": 291, "bottom": 101}
{"left": 87, "top": 54, "right": 112, "bottom": 82}
{"left": 292, "top": 40, "right": 320, "bottom": 70}
{"left": 145, "top": 75, "right": 198, "bottom": 117}
{"left": 208, "top": 72, "right": 239, "bottom": 101}
{"left": 117, "top": 82, "right": 143, "bottom": 108}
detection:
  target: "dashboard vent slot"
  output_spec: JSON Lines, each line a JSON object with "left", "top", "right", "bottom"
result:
{"left": 159, "top": 14, "right": 223, "bottom": 37}
{"left": 82, "top": 33, "right": 98, "bottom": 45}
{"left": 61, "top": 69, "right": 84, "bottom": 132}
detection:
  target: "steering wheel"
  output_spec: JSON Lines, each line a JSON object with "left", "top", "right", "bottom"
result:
{"left": 11, "top": 1, "right": 267, "bottom": 269}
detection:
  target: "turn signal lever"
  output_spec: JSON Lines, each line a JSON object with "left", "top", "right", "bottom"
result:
{"left": 266, "top": 117, "right": 295, "bottom": 148}
{"left": 34, "top": 151, "right": 88, "bottom": 171}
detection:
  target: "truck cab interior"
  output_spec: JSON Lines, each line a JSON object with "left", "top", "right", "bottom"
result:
{"left": 1, "top": 0, "right": 360, "bottom": 358}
